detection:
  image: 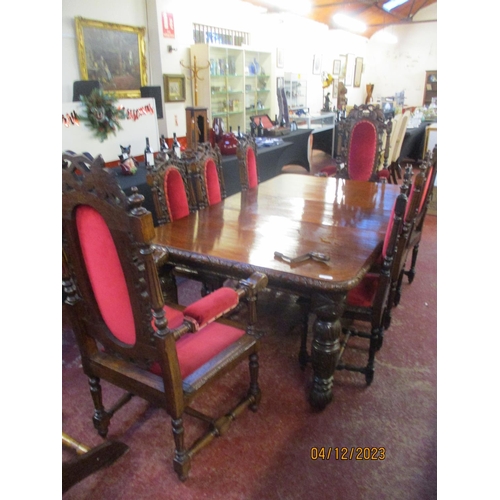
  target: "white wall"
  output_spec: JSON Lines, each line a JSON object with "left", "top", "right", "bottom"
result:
{"left": 364, "top": 4, "right": 437, "bottom": 107}
{"left": 62, "top": 0, "right": 437, "bottom": 137}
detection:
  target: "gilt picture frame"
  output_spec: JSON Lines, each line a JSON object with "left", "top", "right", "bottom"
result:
{"left": 164, "top": 74, "right": 186, "bottom": 102}
{"left": 75, "top": 17, "right": 147, "bottom": 99}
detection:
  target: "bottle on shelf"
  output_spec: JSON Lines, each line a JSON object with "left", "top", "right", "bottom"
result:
{"left": 280, "top": 115, "right": 287, "bottom": 128}
{"left": 257, "top": 117, "right": 264, "bottom": 137}
{"left": 274, "top": 114, "right": 279, "bottom": 127}
{"left": 237, "top": 125, "right": 242, "bottom": 139}
{"left": 172, "top": 133, "right": 182, "bottom": 159}
{"left": 144, "top": 137, "right": 154, "bottom": 167}
{"left": 250, "top": 119, "right": 257, "bottom": 137}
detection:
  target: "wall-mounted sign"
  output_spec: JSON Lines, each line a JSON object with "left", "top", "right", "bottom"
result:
{"left": 162, "top": 12, "right": 175, "bottom": 38}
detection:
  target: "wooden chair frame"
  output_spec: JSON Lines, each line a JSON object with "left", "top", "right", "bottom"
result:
{"left": 181, "top": 142, "right": 226, "bottom": 209}
{"left": 62, "top": 153, "right": 268, "bottom": 481}
{"left": 236, "top": 135, "right": 259, "bottom": 190}
{"left": 146, "top": 156, "right": 198, "bottom": 225}
{"left": 399, "top": 145, "right": 437, "bottom": 289}
{"left": 336, "top": 104, "right": 392, "bottom": 182}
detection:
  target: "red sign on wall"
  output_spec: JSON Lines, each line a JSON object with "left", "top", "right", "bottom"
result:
{"left": 162, "top": 12, "right": 175, "bottom": 38}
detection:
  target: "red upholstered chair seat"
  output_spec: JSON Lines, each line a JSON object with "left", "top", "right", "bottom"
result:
{"left": 205, "top": 158, "right": 222, "bottom": 205}
{"left": 150, "top": 321, "right": 246, "bottom": 379}
{"left": 347, "top": 273, "right": 379, "bottom": 308}
{"left": 348, "top": 121, "right": 377, "bottom": 181}
{"left": 165, "top": 167, "right": 190, "bottom": 221}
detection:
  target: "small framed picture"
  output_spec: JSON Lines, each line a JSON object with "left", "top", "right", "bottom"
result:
{"left": 333, "top": 60, "right": 341, "bottom": 75}
{"left": 313, "top": 54, "right": 322, "bottom": 75}
{"left": 164, "top": 74, "right": 186, "bottom": 102}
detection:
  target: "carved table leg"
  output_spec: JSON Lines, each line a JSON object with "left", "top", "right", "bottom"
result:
{"left": 308, "top": 292, "right": 345, "bottom": 410}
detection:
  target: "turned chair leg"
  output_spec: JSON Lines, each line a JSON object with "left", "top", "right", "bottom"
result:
{"left": 172, "top": 417, "right": 191, "bottom": 481}
{"left": 248, "top": 352, "right": 261, "bottom": 412}
{"left": 365, "top": 328, "right": 381, "bottom": 386}
{"left": 88, "top": 377, "right": 110, "bottom": 438}
{"left": 406, "top": 243, "right": 420, "bottom": 283}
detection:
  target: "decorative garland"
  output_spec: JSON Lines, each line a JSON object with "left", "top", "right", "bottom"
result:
{"left": 78, "top": 88, "right": 126, "bottom": 142}
{"left": 62, "top": 96, "right": 155, "bottom": 134}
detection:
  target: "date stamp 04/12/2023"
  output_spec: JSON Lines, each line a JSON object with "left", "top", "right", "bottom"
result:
{"left": 310, "top": 447, "right": 386, "bottom": 461}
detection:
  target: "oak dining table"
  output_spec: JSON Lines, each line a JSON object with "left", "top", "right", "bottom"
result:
{"left": 152, "top": 174, "right": 400, "bottom": 409}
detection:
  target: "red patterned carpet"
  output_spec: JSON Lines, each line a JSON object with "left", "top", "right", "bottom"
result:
{"left": 62, "top": 215, "right": 437, "bottom": 499}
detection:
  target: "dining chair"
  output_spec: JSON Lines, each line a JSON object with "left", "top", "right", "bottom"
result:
{"left": 388, "top": 110, "right": 411, "bottom": 184}
{"left": 182, "top": 142, "right": 226, "bottom": 209}
{"left": 387, "top": 166, "right": 426, "bottom": 309}
{"left": 336, "top": 104, "right": 392, "bottom": 182}
{"left": 237, "top": 135, "right": 259, "bottom": 190}
{"left": 62, "top": 152, "right": 268, "bottom": 481}
{"left": 399, "top": 145, "right": 437, "bottom": 288}
{"left": 281, "top": 132, "right": 338, "bottom": 176}
{"left": 298, "top": 190, "right": 407, "bottom": 385}
{"left": 146, "top": 155, "right": 198, "bottom": 226}
{"left": 336, "top": 191, "right": 407, "bottom": 384}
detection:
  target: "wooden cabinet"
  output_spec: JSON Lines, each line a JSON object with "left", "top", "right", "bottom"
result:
{"left": 190, "top": 44, "right": 273, "bottom": 134}
{"left": 423, "top": 70, "right": 437, "bottom": 106}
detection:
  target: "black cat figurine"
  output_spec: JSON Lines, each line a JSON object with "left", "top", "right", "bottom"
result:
{"left": 119, "top": 145, "right": 138, "bottom": 175}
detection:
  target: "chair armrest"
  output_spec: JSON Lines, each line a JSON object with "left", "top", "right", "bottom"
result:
{"left": 181, "top": 272, "right": 268, "bottom": 332}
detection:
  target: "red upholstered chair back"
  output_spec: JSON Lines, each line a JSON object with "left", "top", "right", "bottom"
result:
{"left": 348, "top": 121, "right": 378, "bottom": 181}
{"left": 76, "top": 205, "right": 136, "bottom": 345}
{"left": 237, "top": 135, "right": 259, "bottom": 190}
{"left": 146, "top": 157, "right": 197, "bottom": 225}
{"left": 338, "top": 104, "right": 390, "bottom": 182}
{"left": 164, "top": 166, "right": 191, "bottom": 221}
{"left": 178, "top": 143, "right": 226, "bottom": 210}
{"left": 62, "top": 153, "right": 167, "bottom": 365}
{"left": 205, "top": 158, "right": 222, "bottom": 205}
{"left": 246, "top": 147, "right": 258, "bottom": 189}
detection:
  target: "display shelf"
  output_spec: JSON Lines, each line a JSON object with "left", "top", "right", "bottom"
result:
{"left": 284, "top": 72, "right": 307, "bottom": 111}
{"left": 191, "top": 44, "right": 274, "bottom": 134}
{"left": 423, "top": 70, "right": 437, "bottom": 106}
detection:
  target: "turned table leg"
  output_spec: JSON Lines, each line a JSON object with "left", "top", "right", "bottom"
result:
{"left": 308, "top": 292, "right": 345, "bottom": 410}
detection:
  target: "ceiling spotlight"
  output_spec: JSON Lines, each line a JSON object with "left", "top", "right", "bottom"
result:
{"left": 332, "top": 13, "right": 366, "bottom": 34}
{"left": 382, "top": 0, "right": 410, "bottom": 12}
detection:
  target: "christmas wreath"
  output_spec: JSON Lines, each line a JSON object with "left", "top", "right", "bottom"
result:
{"left": 79, "top": 88, "right": 126, "bottom": 142}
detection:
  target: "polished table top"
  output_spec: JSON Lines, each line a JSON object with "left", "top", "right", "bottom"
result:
{"left": 153, "top": 174, "right": 400, "bottom": 296}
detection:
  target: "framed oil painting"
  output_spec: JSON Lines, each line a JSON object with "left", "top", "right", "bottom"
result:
{"left": 164, "top": 74, "right": 186, "bottom": 102}
{"left": 333, "top": 60, "right": 341, "bottom": 75}
{"left": 75, "top": 17, "right": 147, "bottom": 98}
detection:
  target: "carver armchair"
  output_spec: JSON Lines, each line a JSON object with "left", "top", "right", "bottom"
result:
{"left": 62, "top": 152, "right": 268, "bottom": 481}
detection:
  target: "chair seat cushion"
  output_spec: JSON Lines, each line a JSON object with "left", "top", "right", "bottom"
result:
{"left": 150, "top": 321, "right": 246, "bottom": 379}
{"left": 347, "top": 273, "right": 379, "bottom": 308}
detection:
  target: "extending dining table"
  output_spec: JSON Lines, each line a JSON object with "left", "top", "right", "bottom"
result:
{"left": 152, "top": 174, "right": 400, "bottom": 409}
